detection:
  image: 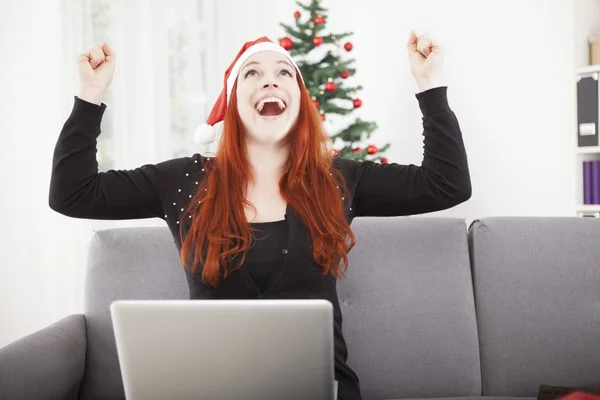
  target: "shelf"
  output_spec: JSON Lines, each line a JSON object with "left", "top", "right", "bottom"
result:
{"left": 576, "top": 204, "right": 600, "bottom": 211}
{"left": 576, "top": 65, "right": 600, "bottom": 74}
{"left": 576, "top": 146, "right": 600, "bottom": 154}
{"left": 575, "top": 66, "right": 600, "bottom": 215}
{"left": 575, "top": 205, "right": 600, "bottom": 217}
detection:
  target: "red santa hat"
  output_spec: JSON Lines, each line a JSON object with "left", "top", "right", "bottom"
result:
{"left": 194, "top": 36, "right": 304, "bottom": 145}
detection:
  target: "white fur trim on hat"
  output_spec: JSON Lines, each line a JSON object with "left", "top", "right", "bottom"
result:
{"left": 225, "top": 40, "right": 304, "bottom": 103}
{"left": 194, "top": 121, "right": 224, "bottom": 145}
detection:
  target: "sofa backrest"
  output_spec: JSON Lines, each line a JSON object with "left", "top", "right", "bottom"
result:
{"left": 78, "top": 218, "right": 482, "bottom": 400}
{"left": 468, "top": 217, "right": 600, "bottom": 397}
{"left": 80, "top": 227, "right": 189, "bottom": 400}
{"left": 339, "top": 217, "right": 481, "bottom": 399}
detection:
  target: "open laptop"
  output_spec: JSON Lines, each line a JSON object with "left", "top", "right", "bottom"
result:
{"left": 110, "top": 299, "right": 337, "bottom": 400}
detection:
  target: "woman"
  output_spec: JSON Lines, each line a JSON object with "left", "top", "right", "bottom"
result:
{"left": 49, "top": 31, "right": 471, "bottom": 400}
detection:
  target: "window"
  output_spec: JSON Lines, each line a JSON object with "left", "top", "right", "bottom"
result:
{"left": 165, "top": 0, "right": 213, "bottom": 159}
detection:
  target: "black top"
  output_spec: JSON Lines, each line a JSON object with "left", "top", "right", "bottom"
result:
{"left": 49, "top": 86, "right": 471, "bottom": 400}
{"left": 247, "top": 219, "right": 289, "bottom": 294}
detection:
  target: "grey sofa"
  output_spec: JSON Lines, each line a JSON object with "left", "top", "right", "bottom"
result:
{"left": 1, "top": 216, "right": 599, "bottom": 400}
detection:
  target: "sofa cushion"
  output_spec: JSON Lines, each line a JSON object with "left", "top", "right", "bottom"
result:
{"left": 338, "top": 217, "right": 481, "bottom": 399}
{"left": 80, "top": 227, "right": 189, "bottom": 400}
{"left": 469, "top": 217, "right": 600, "bottom": 397}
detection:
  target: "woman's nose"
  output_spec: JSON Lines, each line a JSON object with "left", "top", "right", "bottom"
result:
{"left": 262, "top": 82, "right": 279, "bottom": 88}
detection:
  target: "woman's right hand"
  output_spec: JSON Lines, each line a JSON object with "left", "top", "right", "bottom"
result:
{"left": 77, "top": 42, "right": 116, "bottom": 105}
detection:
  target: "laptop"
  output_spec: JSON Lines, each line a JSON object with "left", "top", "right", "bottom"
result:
{"left": 110, "top": 299, "right": 337, "bottom": 400}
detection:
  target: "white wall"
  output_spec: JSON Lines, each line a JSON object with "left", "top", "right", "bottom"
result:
{"left": 211, "top": 0, "right": 585, "bottom": 220}
{"left": 324, "top": 0, "right": 579, "bottom": 220}
{"left": 0, "top": 0, "right": 597, "bottom": 347}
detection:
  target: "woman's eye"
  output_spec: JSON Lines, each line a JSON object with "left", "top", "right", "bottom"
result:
{"left": 244, "top": 68, "right": 292, "bottom": 78}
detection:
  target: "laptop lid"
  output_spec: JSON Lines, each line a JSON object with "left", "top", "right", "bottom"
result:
{"left": 110, "top": 299, "right": 335, "bottom": 400}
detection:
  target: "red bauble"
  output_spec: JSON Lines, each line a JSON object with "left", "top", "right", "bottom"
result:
{"left": 381, "top": 157, "right": 388, "bottom": 163}
{"left": 330, "top": 149, "right": 339, "bottom": 157}
{"left": 325, "top": 81, "right": 337, "bottom": 92}
{"left": 344, "top": 42, "right": 353, "bottom": 51}
{"left": 340, "top": 71, "right": 350, "bottom": 79}
{"left": 353, "top": 98, "right": 362, "bottom": 108}
{"left": 314, "top": 15, "right": 325, "bottom": 24}
{"left": 352, "top": 147, "right": 362, "bottom": 154}
{"left": 294, "top": 11, "right": 301, "bottom": 18}
{"left": 312, "top": 98, "right": 319, "bottom": 107}
{"left": 366, "top": 145, "right": 378, "bottom": 155}
{"left": 313, "top": 36, "right": 323, "bottom": 46}
{"left": 321, "top": 113, "right": 326, "bottom": 121}
{"left": 279, "top": 37, "right": 293, "bottom": 50}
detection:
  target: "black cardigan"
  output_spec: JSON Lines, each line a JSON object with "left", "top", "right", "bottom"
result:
{"left": 49, "top": 86, "right": 471, "bottom": 400}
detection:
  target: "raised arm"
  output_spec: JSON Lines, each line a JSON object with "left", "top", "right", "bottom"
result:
{"left": 49, "top": 96, "right": 188, "bottom": 220}
{"left": 350, "top": 86, "right": 471, "bottom": 217}
{"left": 49, "top": 42, "right": 188, "bottom": 220}
{"left": 348, "top": 31, "right": 471, "bottom": 217}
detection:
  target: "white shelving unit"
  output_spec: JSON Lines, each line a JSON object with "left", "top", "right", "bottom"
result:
{"left": 575, "top": 65, "right": 600, "bottom": 217}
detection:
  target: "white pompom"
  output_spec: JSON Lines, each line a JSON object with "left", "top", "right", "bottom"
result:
{"left": 194, "top": 123, "right": 216, "bottom": 144}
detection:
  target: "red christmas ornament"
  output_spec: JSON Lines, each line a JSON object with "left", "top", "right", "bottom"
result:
{"left": 344, "top": 42, "right": 353, "bottom": 51}
{"left": 353, "top": 98, "right": 362, "bottom": 108}
{"left": 330, "top": 149, "right": 339, "bottom": 157}
{"left": 314, "top": 15, "right": 325, "bottom": 24}
{"left": 312, "top": 98, "right": 319, "bottom": 107}
{"left": 321, "top": 113, "right": 326, "bottom": 121}
{"left": 313, "top": 36, "right": 324, "bottom": 46}
{"left": 366, "top": 145, "right": 378, "bottom": 155}
{"left": 294, "top": 11, "right": 301, "bottom": 18}
{"left": 340, "top": 71, "right": 350, "bottom": 79}
{"left": 325, "top": 81, "right": 337, "bottom": 92}
{"left": 279, "top": 37, "right": 293, "bottom": 50}
{"left": 381, "top": 157, "right": 388, "bottom": 163}
{"left": 352, "top": 147, "right": 362, "bottom": 154}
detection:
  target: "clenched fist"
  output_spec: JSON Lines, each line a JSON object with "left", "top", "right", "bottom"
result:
{"left": 407, "top": 30, "right": 444, "bottom": 92}
{"left": 77, "top": 42, "right": 116, "bottom": 105}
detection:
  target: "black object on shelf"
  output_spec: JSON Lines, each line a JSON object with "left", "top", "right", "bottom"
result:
{"left": 577, "top": 71, "right": 599, "bottom": 147}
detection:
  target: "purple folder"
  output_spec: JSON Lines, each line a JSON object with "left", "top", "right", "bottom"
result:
{"left": 593, "top": 161, "right": 600, "bottom": 204}
{"left": 584, "top": 161, "right": 593, "bottom": 204}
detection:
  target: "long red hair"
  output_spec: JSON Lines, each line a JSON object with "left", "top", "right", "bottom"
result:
{"left": 180, "top": 75, "right": 356, "bottom": 287}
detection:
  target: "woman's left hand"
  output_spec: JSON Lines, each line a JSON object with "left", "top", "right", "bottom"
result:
{"left": 407, "top": 30, "right": 445, "bottom": 91}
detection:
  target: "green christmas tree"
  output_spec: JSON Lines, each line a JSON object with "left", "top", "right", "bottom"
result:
{"left": 279, "top": 0, "right": 390, "bottom": 162}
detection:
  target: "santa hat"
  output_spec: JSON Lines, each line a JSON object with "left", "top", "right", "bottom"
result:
{"left": 194, "top": 36, "right": 304, "bottom": 145}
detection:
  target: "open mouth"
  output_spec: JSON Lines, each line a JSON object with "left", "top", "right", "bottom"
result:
{"left": 255, "top": 97, "right": 286, "bottom": 117}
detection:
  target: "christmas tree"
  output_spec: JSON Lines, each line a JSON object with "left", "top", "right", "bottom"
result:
{"left": 279, "top": 0, "right": 390, "bottom": 162}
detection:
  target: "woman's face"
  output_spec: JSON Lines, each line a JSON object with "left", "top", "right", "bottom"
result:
{"left": 235, "top": 51, "right": 301, "bottom": 145}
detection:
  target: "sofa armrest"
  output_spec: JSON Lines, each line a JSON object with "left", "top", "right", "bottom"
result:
{"left": 0, "top": 314, "right": 86, "bottom": 400}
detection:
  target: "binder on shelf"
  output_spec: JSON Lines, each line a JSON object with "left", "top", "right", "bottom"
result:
{"left": 584, "top": 161, "right": 593, "bottom": 204}
{"left": 582, "top": 160, "right": 600, "bottom": 205}
{"left": 591, "top": 161, "right": 600, "bottom": 204}
{"left": 577, "top": 71, "right": 599, "bottom": 147}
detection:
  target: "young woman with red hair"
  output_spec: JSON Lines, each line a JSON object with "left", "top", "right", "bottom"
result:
{"left": 50, "top": 31, "right": 471, "bottom": 400}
